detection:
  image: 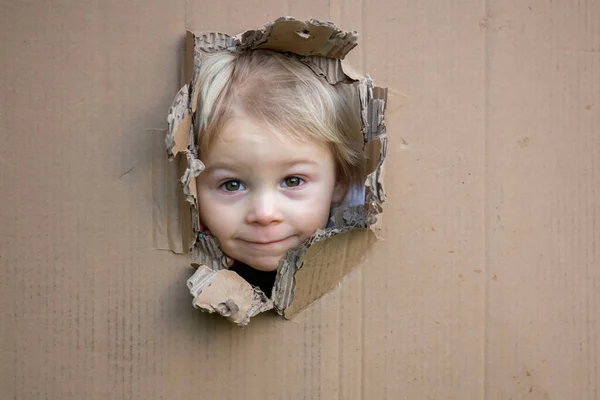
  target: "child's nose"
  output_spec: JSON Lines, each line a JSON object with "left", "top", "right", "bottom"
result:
{"left": 246, "top": 192, "right": 284, "bottom": 226}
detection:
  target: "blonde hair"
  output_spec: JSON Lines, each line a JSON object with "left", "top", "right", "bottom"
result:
{"left": 195, "top": 50, "right": 365, "bottom": 186}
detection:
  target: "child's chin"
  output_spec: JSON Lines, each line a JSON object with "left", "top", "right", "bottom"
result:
{"left": 242, "top": 256, "right": 283, "bottom": 272}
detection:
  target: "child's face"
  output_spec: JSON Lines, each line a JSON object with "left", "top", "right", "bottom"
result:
{"left": 196, "top": 115, "right": 346, "bottom": 272}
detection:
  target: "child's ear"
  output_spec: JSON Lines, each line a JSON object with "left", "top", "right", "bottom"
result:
{"left": 332, "top": 181, "right": 348, "bottom": 204}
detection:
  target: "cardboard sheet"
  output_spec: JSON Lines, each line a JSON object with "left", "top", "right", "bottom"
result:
{"left": 1, "top": 0, "right": 598, "bottom": 399}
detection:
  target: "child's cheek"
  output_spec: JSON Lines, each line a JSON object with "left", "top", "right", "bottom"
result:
{"left": 198, "top": 190, "right": 240, "bottom": 240}
{"left": 287, "top": 189, "right": 334, "bottom": 230}
{"left": 197, "top": 186, "right": 220, "bottom": 231}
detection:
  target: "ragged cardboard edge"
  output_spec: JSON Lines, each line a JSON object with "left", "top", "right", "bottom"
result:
{"left": 360, "top": 79, "right": 388, "bottom": 227}
{"left": 180, "top": 153, "right": 204, "bottom": 207}
{"left": 190, "top": 234, "right": 229, "bottom": 270}
{"left": 165, "top": 17, "right": 388, "bottom": 324}
{"left": 194, "top": 32, "right": 237, "bottom": 54}
{"left": 187, "top": 268, "right": 273, "bottom": 326}
{"left": 165, "top": 58, "right": 204, "bottom": 253}
{"left": 365, "top": 136, "right": 387, "bottom": 225}
{"left": 166, "top": 85, "right": 191, "bottom": 159}
{"left": 332, "top": 205, "right": 367, "bottom": 228}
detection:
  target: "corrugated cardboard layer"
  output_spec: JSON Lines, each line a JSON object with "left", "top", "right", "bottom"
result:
{"left": 1, "top": 0, "right": 598, "bottom": 399}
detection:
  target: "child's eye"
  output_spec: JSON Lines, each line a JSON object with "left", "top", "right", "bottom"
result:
{"left": 281, "top": 176, "right": 304, "bottom": 188}
{"left": 220, "top": 180, "right": 246, "bottom": 192}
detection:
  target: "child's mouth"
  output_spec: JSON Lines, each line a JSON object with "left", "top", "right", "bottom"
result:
{"left": 239, "top": 237, "right": 293, "bottom": 250}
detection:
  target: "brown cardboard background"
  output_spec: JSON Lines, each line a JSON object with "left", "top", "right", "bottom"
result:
{"left": 0, "top": 1, "right": 598, "bottom": 400}
{"left": 485, "top": 1, "right": 600, "bottom": 398}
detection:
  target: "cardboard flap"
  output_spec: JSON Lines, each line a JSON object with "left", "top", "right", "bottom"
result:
{"left": 283, "top": 229, "right": 377, "bottom": 319}
{"left": 271, "top": 227, "right": 375, "bottom": 314}
{"left": 237, "top": 17, "right": 358, "bottom": 59}
{"left": 187, "top": 267, "right": 273, "bottom": 326}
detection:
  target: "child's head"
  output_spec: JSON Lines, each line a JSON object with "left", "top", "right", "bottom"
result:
{"left": 195, "top": 50, "right": 364, "bottom": 271}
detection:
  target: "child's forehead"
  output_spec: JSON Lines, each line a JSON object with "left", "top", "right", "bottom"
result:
{"left": 214, "top": 115, "right": 322, "bottom": 148}
{"left": 202, "top": 117, "right": 333, "bottom": 167}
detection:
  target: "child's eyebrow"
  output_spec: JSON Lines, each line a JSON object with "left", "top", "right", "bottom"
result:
{"left": 202, "top": 163, "right": 239, "bottom": 174}
{"left": 203, "top": 159, "right": 320, "bottom": 173}
{"left": 283, "top": 159, "right": 320, "bottom": 168}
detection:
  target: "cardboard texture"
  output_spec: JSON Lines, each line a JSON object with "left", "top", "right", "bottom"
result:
{"left": 1, "top": 0, "right": 598, "bottom": 399}
{"left": 164, "top": 18, "right": 387, "bottom": 325}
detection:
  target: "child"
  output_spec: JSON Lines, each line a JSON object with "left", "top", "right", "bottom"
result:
{"left": 194, "top": 49, "right": 365, "bottom": 295}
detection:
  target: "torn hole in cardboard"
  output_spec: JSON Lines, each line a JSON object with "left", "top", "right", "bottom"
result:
{"left": 161, "top": 17, "right": 388, "bottom": 326}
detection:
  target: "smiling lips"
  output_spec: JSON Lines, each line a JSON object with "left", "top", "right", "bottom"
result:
{"left": 240, "top": 236, "right": 293, "bottom": 248}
